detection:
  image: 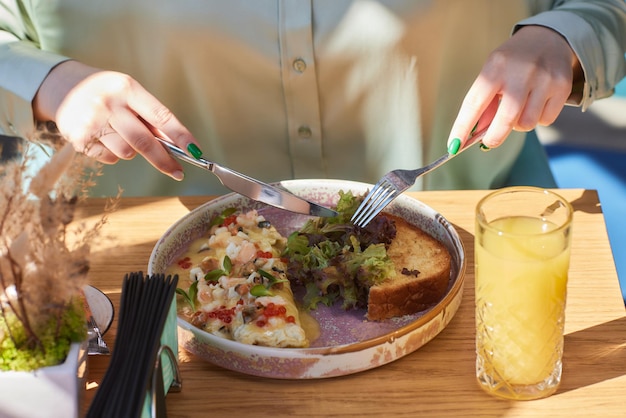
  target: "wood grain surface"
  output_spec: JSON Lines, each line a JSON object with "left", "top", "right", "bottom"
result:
{"left": 79, "top": 189, "right": 626, "bottom": 417}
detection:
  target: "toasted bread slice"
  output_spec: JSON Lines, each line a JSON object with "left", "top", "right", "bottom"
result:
{"left": 367, "top": 214, "right": 451, "bottom": 320}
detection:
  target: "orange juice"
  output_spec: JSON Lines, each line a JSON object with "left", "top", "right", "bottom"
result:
{"left": 475, "top": 216, "right": 570, "bottom": 400}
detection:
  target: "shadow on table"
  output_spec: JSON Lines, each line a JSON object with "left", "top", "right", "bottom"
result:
{"left": 567, "top": 189, "right": 603, "bottom": 215}
{"left": 558, "top": 316, "right": 626, "bottom": 394}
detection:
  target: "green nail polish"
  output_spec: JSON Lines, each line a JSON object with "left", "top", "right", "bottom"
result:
{"left": 470, "top": 122, "right": 479, "bottom": 135}
{"left": 448, "top": 138, "right": 461, "bottom": 155}
{"left": 480, "top": 143, "right": 491, "bottom": 152}
{"left": 187, "top": 143, "right": 203, "bottom": 160}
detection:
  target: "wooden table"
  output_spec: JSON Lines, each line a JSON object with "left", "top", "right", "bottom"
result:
{"left": 80, "top": 189, "right": 626, "bottom": 417}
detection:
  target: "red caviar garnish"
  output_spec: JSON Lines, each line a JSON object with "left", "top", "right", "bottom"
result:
{"left": 261, "top": 303, "right": 288, "bottom": 319}
{"left": 222, "top": 214, "right": 237, "bottom": 226}
{"left": 177, "top": 257, "right": 192, "bottom": 269}
{"left": 207, "top": 306, "right": 236, "bottom": 323}
{"left": 256, "top": 250, "right": 273, "bottom": 259}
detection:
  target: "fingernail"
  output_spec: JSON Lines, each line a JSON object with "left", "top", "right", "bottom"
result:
{"left": 172, "top": 170, "right": 184, "bottom": 181}
{"left": 187, "top": 143, "right": 203, "bottom": 160}
{"left": 479, "top": 143, "right": 491, "bottom": 152}
{"left": 448, "top": 138, "right": 461, "bottom": 155}
{"left": 470, "top": 122, "right": 479, "bottom": 135}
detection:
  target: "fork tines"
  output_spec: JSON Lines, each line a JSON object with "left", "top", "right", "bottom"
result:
{"left": 351, "top": 180, "right": 399, "bottom": 228}
{"left": 87, "top": 315, "right": 110, "bottom": 355}
{"left": 351, "top": 126, "right": 488, "bottom": 228}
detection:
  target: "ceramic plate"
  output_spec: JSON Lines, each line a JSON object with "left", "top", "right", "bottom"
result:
{"left": 84, "top": 285, "right": 114, "bottom": 336}
{"left": 148, "top": 179, "right": 466, "bottom": 379}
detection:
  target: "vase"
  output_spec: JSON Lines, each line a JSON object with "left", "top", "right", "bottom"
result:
{"left": 0, "top": 341, "right": 87, "bottom": 418}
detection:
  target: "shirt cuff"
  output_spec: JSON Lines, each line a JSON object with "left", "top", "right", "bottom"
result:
{"left": 514, "top": 10, "right": 611, "bottom": 111}
{"left": 0, "top": 41, "right": 70, "bottom": 138}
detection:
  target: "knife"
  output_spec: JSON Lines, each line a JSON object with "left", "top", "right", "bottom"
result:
{"left": 155, "top": 137, "right": 338, "bottom": 217}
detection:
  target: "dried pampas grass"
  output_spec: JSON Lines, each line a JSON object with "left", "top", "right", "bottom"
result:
{"left": 0, "top": 126, "right": 118, "bottom": 361}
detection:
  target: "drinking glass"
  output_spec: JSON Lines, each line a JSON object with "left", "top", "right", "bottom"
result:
{"left": 474, "top": 186, "right": 573, "bottom": 400}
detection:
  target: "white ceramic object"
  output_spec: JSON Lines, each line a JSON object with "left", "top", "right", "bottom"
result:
{"left": 84, "top": 284, "right": 115, "bottom": 335}
{"left": 148, "top": 179, "right": 466, "bottom": 379}
{"left": 0, "top": 341, "right": 87, "bottom": 418}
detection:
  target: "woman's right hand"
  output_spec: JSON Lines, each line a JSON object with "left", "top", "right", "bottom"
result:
{"left": 32, "top": 60, "right": 201, "bottom": 181}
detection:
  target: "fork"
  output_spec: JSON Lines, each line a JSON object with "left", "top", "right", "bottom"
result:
{"left": 351, "top": 127, "right": 488, "bottom": 227}
{"left": 87, "top": 314, "right": 110, "bottom": 355}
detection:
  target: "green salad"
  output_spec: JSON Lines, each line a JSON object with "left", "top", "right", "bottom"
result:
{"left": 282, "top": 191, "right": 397, "bottom": 310}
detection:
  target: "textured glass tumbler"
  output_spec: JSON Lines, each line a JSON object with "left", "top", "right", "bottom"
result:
{"left": 474, "top": 187, "right": 573, "bottom": 400}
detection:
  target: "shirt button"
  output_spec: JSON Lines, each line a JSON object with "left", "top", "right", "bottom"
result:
{"left": 292, "top": 58, "right": 307, "bottom": 73}
{"left": 297, "top": 125, "right": 312, "bottom": 139}
{"left": 8, "top": 122, "right": 16, "bottom": 133}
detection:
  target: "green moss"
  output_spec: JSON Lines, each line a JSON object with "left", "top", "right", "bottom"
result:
{"left": 0, "top": 299, "right": 87, "bottom": 371}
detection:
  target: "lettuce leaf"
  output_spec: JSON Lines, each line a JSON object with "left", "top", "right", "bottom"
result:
{"left": 284, "top": 190, "right": 397, "bottom": 311}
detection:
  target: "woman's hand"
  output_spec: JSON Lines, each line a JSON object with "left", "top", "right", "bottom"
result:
{"left": 33, "top": 60, "right": 200, "bottom": 180}
{"left": 447, "top": 25, "right": 583, "bottom": 152}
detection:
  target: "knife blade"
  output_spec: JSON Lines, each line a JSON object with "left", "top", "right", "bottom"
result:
{"left": 155, "top": 137, "right": 338, "bottom": 218}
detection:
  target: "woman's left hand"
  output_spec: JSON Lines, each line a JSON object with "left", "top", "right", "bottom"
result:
{"left": 448, "top": 25, "right": 583, "bottom": 152}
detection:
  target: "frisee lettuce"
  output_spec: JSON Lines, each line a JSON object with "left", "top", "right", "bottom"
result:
{"left": 284, "top": 190, "right": 396, "bottom": 310}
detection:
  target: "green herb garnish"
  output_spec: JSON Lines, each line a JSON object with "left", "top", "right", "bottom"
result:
{"left": 209, "top": 207, "right": 237, "bottom": 227}
{"left": 258, "top": 269, "right": 287, "bottom": 286}
{"left": 204, "top": 255, "right": 232, "bottom": 282}
{"left": 250, "top": 284, "right": 273, "bottom": 297}
{"left": 176, "top": 280, "right": 199, "bottom": 311}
